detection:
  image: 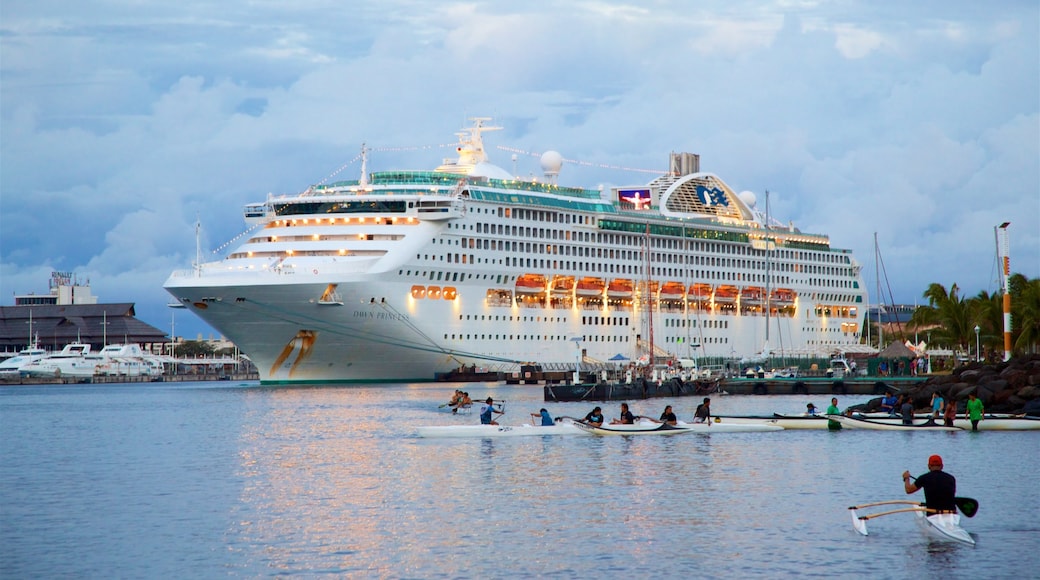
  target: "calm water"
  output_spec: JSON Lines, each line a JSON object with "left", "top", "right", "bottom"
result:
{"left": 1, "top": 381, "right": 1037, "bottom": 579}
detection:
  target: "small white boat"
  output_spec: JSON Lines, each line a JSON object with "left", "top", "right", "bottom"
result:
{"left": 914, "top": 510, "right": 975, "bottom": 545}
{"left": 829, "top": 415, "right": 963, "bottom": 431}
{"left": 0, "top": 346, "right": 48, "bottom": 377}
{"left": 416, "top": 422, "right": 587, "bottom": 438}
{"left": 849, "top": 500, "right": 975, "bottom": 546}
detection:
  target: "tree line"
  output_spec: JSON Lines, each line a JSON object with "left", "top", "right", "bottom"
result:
{"left": 899, "top": 274, "right": 1040, "bottom": 358}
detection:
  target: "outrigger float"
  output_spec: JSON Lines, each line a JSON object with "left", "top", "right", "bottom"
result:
{"left": 849, "top": 498, "right": 978, "bottom": 546}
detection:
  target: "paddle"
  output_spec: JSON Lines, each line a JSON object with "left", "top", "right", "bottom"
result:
{"left": 954, "top": 497, "right": 979, "bottom": 518}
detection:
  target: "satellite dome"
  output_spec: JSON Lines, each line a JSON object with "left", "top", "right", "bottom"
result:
{"left": 540, "top": 150, "right": 564, "bottom": 173}
{"left": 738, "top": 190, "right": 757, "bottom": 207}
{"left": 469, "top": 161, "right": 514, "bottom": 180}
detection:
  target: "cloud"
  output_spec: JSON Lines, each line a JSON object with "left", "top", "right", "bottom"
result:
{"left": 2, "top": 0, "right": 1037, "bottom": 341}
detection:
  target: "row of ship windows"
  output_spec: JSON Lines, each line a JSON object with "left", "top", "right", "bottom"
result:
{"left": 417, "top": 258, "right": 859, "bottom": 301}
{"left": 450, "top": 237, "right": 856, "bottom": 279}
{"left": 456, "top": 211, "right": 851, "bottom": 265}
{"left": 439, "top": 334, "right": 736, "bottom": 345}
{"left": 401, "top": 268, "right": 860, "bottom": 306}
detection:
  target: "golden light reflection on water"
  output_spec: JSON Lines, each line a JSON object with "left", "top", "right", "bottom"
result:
{"left": 217, "top": 389, "right": 1022, "bottom": 575}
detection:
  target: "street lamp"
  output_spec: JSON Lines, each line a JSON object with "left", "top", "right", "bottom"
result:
{"left": 974, "top": 325, "right": 981, "bottom": 362}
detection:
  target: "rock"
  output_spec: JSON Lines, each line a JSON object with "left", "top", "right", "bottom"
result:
{"left": 905, "top": 354, "right": 1040, "bottom": 415}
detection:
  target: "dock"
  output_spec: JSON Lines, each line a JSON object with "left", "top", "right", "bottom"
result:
{"left": 718, "top": 376, "right": 925, "bottom": 396}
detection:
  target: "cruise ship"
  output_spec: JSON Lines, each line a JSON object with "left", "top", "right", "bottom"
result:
{"left": 164, "top": 118, "right": 867, "bottom": 383}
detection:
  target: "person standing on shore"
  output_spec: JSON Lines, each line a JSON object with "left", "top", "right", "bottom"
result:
{"left": 965, "top": 393, "right": 985, "bottom": 431}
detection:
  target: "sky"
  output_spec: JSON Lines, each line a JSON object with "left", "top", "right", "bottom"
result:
{"left": 2, "top": 0, "right": 1038, "bottom": 341}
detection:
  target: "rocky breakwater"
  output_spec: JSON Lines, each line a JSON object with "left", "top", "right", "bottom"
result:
{"left": 854, "top": 355, "right": 1040, "bottom": 416}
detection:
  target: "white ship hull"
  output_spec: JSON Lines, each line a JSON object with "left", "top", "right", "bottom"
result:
{"left": 166, "top": 119, "right": 868, "bottom": 384}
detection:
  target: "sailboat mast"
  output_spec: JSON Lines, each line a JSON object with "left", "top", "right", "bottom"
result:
{"left": 874, "top": 232, "right": 883, "bottom": 350}
{"left": 764, "top": 190, "right": 771, "bottom": 350}
{"left": 645, "top": 224, "right": 654, "bottom": 368}
{"left": 996, "top": 222, "right": 1012, "bottom": 361}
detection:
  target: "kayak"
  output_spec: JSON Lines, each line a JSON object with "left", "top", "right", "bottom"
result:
{"left": 417, "top": 422, "right": 587, "bottom": 438}
{"left": 915, "top": 510, "right": 975, "bottom": 545}
{"left": 829, "top": 415, "right": 963, "bottom": 431}
{"left": 573, "top": 418, "right": 783, "bottom": 435}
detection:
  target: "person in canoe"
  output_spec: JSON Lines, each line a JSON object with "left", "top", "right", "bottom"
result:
{"left": 658, "top": 405, "right": 678, "bottom": 426}
{"left": 826, "top": 397, "right": 842, "bottom": 430}
{"left": 611, "top": 402, "right": 635, "bottom": 425}
{"left": 531, "top": 408, "right": 554, "bottom": 426}
{"left": 693, "top": 397, "right": 711, "bottom": 423}
{"left": 446, "top": 389, "right": 464, "bottom": 413}
{"left": 965, "top": 392, "right": 985, "bottom": 432}
{"left": 806, "top": 402, "right": 819, "bottom": 416}
{"left": 879, "top": 392, "right": 898, "bottom": 415}
{"left": 479, "top": 397, "right": 504, "bottom": 425}
{"left": 903, "top": 454, "right": 957, "bottom": 514}
{"left": 583, "top": 406, "right": 604, "bottom": 427}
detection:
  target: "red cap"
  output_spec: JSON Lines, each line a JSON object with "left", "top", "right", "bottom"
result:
{"left": 928, "top": 455, "right": 943, "bottom": 467}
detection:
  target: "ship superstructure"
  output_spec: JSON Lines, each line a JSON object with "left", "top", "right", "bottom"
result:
{"left": 165, "top": 118, "right": 866, "bottom": 383}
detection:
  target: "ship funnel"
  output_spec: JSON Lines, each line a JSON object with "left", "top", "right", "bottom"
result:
{"left": 669, "top": 152, "right": 700, "bottom": 176}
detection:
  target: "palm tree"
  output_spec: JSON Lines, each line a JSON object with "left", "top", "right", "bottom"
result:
{"left": 911, "top": 283, "right": 974, "bottom": 354}
{"left": 971, "top": 289, "right": 1003, "bottom": 359}
{"left": 1012, "top": 275, "right": 1040, "bottom": 354}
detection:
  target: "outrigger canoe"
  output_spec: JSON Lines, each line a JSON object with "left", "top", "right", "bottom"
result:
{"left": 572, "top": 418, "right": 783, "bottom": 435}
{"left": 714, "top": 414, "right": 828, "bottom": 430}
{"left": 417, "top": 421, "right": 587, "bottom": 438}
{"left": 849, "top": 413, "right": 1040, "bottom": 431}
{"left": 849, "top": 499, "right": 976, "bottom": 546}
{"left": 828, "top": 415, "right": 963, "bottom": 431}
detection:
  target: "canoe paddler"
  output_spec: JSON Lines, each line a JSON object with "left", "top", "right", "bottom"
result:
{"left": 693, "top": 397, "right": 711, "bottom": 423}
{"left": 479, "top": 398, "right": 504, "bottom": 425}
{"left": 531, "top": 408, "right": 554, "bottom": 426}
{"left": 903, "top": 455, "right": 957, "bottom": 514}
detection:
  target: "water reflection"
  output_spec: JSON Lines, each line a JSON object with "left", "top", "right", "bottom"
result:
{"left": 4, "top": 384, "right": 1037, "bottom": 577}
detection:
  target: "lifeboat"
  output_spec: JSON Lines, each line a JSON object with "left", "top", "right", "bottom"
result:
{"left": 713, "top": 285, "right": 738, "bottom": 303}
{"left": 551, "top": 275, "right": 575, "bottom": 295}
{"left": 607, "top": 279, "right": 634, "bottom": 299}
{"left": 688, "top": 283, "right": 712, "bottom": 301}
{"left": 515, "top": 273, "right": 547, "bottom": 294}
{"left": 771, "top": 288, "right": 796, "bottom": 304}
{"left": 740, "top": 286, "right": 765, "bottom": 305}
{"left": 575, "top": 277, "right": 606, "bottom": 297}
{"left": 660, "top": 282, "right": 686, "bottom": 300}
